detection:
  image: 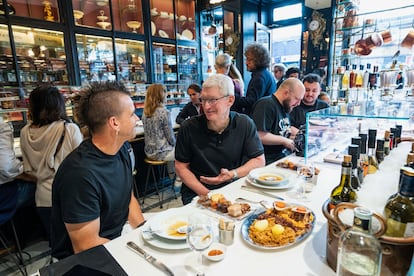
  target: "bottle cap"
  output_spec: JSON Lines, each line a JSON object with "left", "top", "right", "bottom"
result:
{"left": 368, "top": 129, "right": 377, "bottom": 148}
{"left": 348, "top": 145, "right": 359, "bottom": 168}
{"left": 359, "top": 133, "right": 367, "bottom": 154}
{"left": 395, "top": 125, "right": 402, "bottom": 139}
{"left": 411, "top": 142, "right": 414, "bottom": 153}
{"left": 400, "top": 167, "right": 414, "bottom": 196}
{"left": 343, "top": 154, "right": 352, "bottom": 164}
{"left": 384, "top": 130, "right": 390, "bottom": 139}
{"left": 353, "top": 207, "right": 373, "bottom": 232}
{"left": 406, "top": 153, "right": 414, "bottom": 165}
{"left": 376, "top": 139, "right": 384, "bottom": 151}
{"left": 366, "top": 63, "right": 371, "bottom": 69}
{"left": 351, "top": 136, "right": 361, "bottom": 147}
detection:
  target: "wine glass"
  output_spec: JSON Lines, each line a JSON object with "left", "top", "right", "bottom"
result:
{"left": 186, "top": 213, "right": 214, "bottom": 276}
{"left": 287, "top": 163, "right": 315, "bottom": 202}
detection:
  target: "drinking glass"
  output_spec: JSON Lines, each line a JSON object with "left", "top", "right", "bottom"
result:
{"left": 287, "top": 163, "right": 315, "bottom": 202}
{"left": 186, "top": 213, "right": 214, "bottom": 276}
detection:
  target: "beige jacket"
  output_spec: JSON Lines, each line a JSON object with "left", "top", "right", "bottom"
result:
{"left": 20, "top": 120, "right": 82, "bottom": 207}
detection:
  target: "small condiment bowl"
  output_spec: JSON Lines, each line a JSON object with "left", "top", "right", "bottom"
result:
{"left": 203, "top": 243, "right": 226, "bottom": 262}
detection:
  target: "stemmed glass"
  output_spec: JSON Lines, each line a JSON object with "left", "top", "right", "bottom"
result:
{"left": 288, "top": 163, "right": 315, "bottom": 202}
{"left": 186, "top": 213, "right": 214, "bottom": 276}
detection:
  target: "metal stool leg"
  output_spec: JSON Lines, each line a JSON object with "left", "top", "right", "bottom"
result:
{"left": 152, "top": 165, "right": 162, "bottom": 208}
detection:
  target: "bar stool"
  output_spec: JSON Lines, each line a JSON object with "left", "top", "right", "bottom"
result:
{"left": 141, "top": 158, "right": 176, "bottom": 209}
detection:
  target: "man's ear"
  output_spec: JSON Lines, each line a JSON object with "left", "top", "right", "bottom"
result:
{"left": 109, "top": 116, "right": 119, "bottom": 131}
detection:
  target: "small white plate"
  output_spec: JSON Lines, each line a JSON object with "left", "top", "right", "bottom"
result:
{"left": 151, "top": 21, "right": 156, "bottom": 35}
{"left": 249, "top": 167, "right": 288, "bottom": 186}
{"left": 245, "top": 176, "right": 293, "bottom": 190}
{"left": 159, "top": 30, "right": 169, "bottom": 38}
{"left": 149, "top": 208, "right": 191, "bottom": 241}
{"left": 203, "top": 243, "right": 226, "bottom": 262}
{"left": 181, "top": 29, "right": 193, "bottom": 40}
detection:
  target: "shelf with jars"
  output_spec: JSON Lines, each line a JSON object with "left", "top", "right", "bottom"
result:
{"left": 330, "top": 1, "right": 414, "bottom": 102}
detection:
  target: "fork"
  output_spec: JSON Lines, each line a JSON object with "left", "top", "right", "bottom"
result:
{"left": 235, "top": 197, "right": 270, "bottom": 208}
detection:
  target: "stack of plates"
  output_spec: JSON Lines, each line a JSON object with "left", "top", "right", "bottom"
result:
{"left": 141, "top": 208, "right": 191, "bottom": 250}
{"left": 246, "top": 167, "right": 293, "bottom": 190}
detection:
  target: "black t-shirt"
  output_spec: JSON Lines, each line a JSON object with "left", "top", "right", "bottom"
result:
{"left": 51, "top": 139, "right": 132, "bottom": 259}
{"left": 251, "top": 94, "right": 291, "bottom": 164}
{"left": 290, "top": 99, "right": 329, "bottom": 129}
{"left": 175, "top": 112, "right": 264, "bottom": 204}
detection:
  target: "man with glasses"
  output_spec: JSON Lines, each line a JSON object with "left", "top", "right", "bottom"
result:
{"left": 175, "top": 74, "right": 265, "bottom": 205}
{"left": 289, "top": 73, "right": 329, "bottom": 130}
{"left": 251, "top": 78, "right": 305, "bottom": 165}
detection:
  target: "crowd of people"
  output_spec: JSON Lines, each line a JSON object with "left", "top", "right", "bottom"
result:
{"left": 1, "top": 42, "right": 331, "bottom": 263}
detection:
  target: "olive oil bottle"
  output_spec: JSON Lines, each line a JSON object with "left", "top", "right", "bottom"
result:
{"left": 329, "top": 155, "right": 357, "bottom": 211}
{"left": 384, "top": 167, "right": 414, "bottom": 237}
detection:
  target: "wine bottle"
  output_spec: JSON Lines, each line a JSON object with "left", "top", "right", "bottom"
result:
{"left": 359, "top": 133, "right": 369, "bottom": 177}
{"left": 376, "top": 138, "right": 384, "bottom": 164}
{"left": 389, "top": 132, "right": 394, "bottom": 151}
{"left": 348, "top": 145, "right": 361, "bottom": 190}
{"left": 367, "top": 129, "right": 379, "bottom": 174}
{"left": 395, "top": 124, "right": 402, "bottom": 146}
{"left": 390, "top": 128, "right": 397, "bottom": 149}
{"left": 384, "top": 130, "right": 391, "bottom": 156}
{"left": 336, "top": 207, "right": 382, "bottom": 276}
{"left": 384, "top": 167, "right": 414, "bottom": 237}
{"left": 351, "top": 136, "right": 364, "bottom": 184}
{"left": 329, "top": 155, "right": 357, "bottom": 211}
{"left": 349, "top": 64, "right": 357, "bottom": 88}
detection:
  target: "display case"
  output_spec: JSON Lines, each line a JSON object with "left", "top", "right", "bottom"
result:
{"left": 9, "top": 0, "right": 60, "bottom": 22}
{"left": 175, "top": 0, "right": 196, "bottom": 41}
{"left": 177, "top": 45, "right": 198, "bottom": 89}
{"left": 330, "top": 1, "right": 414, "bottom": 101}
{"left": 153, "top": 42, "right": 177, "bottom": 83}
{"left": 304, "top": 98, "right": 414, "bottom": 162}
{"left": 115, "top": 38, "right": 146, "bottom": 84}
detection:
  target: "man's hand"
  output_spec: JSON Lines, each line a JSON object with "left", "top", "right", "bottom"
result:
{"left": 200, "top": 168, "right": 233, "bottom": 185}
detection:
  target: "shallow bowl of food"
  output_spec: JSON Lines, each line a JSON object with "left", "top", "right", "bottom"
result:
{"left": 249, "top": 168, "right": 288, "bottom": 186}
{"left": 203, "top": 243, "right": 226, "bottom": 262}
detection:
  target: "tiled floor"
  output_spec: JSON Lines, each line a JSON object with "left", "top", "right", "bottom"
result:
{"left": 1, "top": 187, "right": 183, "bottom": 276}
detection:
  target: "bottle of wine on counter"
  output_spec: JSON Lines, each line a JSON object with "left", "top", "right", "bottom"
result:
{"left": 384, "top": 167, "right": 414, "bottom": 237}
{"left": 390, "top": 128, "right": 397, "bottom": 149}
{"left": 376, "top": 139, "right": 385, "bottom": 164}
{"left": 351, "top": 136, "right": 364, "bottom": 184}
{"left": 367, "top": 129, "right": 379, "bottom": 174}
{"left": 329, "top": 155, "right": 357, "bottom": 211}
{"left": 384, "top": 130, "right": 391, "bottom": 156}
{"left": 359, "top": 133, "right": 369, "bottom": 177}
{"left": 336, "top": 207, "right": 382, "bottom": 276}
{"left": 349, "top": 145, "right": 361, "bottom": 190}
{"left": 389, "top": 132, "right": 394, "bottom": 151}
{"left": 395, "top": 124, "right": 402, "bottom": 146}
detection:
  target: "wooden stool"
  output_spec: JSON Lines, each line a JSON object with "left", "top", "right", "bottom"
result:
{"left": 142, "top": 158, "right": 175, "bottom": 209}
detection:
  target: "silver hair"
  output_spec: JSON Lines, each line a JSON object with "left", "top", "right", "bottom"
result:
{"left": 202, "top": 74, "right": 234, "bottom": 96}
{"left": 215, "top": 53, "right": 232, "bottom": 68}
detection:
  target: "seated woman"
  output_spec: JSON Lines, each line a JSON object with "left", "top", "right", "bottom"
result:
{"left": 20, "top": 85, "right": 83, "bottom": 241}
{"left": 142, "top": 84, "right": 176, "bottom": 177}
{"left": 175, "top": 83, "right": 202, "bottom": 124}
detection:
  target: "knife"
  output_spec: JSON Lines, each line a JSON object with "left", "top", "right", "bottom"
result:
{"left": 127, "top": 241, "right": 174, "bottom": 276}
{"left": 241, "top": 185, "right": 285, "bottom": 201}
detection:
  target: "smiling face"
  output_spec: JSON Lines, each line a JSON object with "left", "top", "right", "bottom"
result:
{"left": 200, "top": 86, "right": 233, "bottom": 123}
{"left": 302, "top": 81, "right": 321, "bottom": 106}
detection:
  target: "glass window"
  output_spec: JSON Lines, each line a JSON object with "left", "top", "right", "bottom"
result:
{"left": 112, "top": 0, "right": 144, "bottom": 33}
{"left": 12, "top": 26, "right": 67, "bottom": 86}
{"left": 272, "top": 3, "right": 302, "bottom": 21}
{"left": 153, "top": 43, "right": 177, "bottom": 83}
{"left": 76, "top": 34, "right": 115, "bottom": 84}
{"left": 72, "top": 0, "right": 112, "bottom": 30}
{"left": 115, "top": 39, "right": 146, "bottom": 84}
{"left": 271, "top": 24, "right": 302, "bottom": 68}
{"left": 176, "top": 0, "right": 195, "bottom": 40}
{"left": 150, "top": 0, "right": 175, "bottom": 39}
{"left": 9, "top": 0, "right": 60, "bottom": 21}
{"left": 0, "top": 24, "right": 16, "bottom": 86}
{"left": 178, "top": 46, "right": 198, "bottom": 88}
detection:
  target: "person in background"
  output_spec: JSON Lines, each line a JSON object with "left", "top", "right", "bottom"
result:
{"left": 273, "top": 63, "right": 287, "bottom": 83}
{"left": 318, "top": 91, "right": 331, "bottom": 105}
{"left": 175, "top": 74, "right": 265, "bottom": 205}
{"left": 290, "top": 73, "right": 330, "bottom": 130}
{"left": 20, "top": 85, "right": 82, "bottom": 241}
{"left": 176, "top": 83, "right": 202, "bottom": 124}
{"left": 277, "top": 66, "right": 301, "bottom": 89}
{"left": 251, "top": 78, "right": 305, "bottom": 165}
{"left": 142, "top": 84, "right": 176, "bottom": 178}
{"left": 51, "top": 82, "right": 145, "bottom": 260}
{"left": 0, "top": 122, "right": 36, "bottom": 210}
{"left": 215, "top": 53, "right": 245, "bottom": 98}
{"left": 233, "top": 43, "right": 276, "bottom": 115}
{"left": 312, "top": 67, "right": 327, "bottom": 92}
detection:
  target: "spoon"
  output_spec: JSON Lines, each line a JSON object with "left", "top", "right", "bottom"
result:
{"left": 176, "top": 225, "right": 187, "bottom": 234}
{"left": 235, "top": 197, "right": 269, "bottom": 208}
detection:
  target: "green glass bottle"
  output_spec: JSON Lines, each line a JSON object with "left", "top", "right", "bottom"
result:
{"left": 329, "top": 155, "right": 357, "bottom": 211}
{"left": 384, "top": 167, "right": 414, "bottom": 237}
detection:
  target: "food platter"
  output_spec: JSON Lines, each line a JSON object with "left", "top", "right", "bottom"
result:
{"left": 249, "top": 167, "right": 289, "bottom": 186}
{"left": 245, "top": 176, "right": 293, "bottom": 190}
{"left": 148, "top": 208, "right": 191, "bottom": 241}
{"left": 241, "top": 207, "right": 315, "bottom": 250}
{"left": 196, "top": 194, "right": 255, "bottom": 220}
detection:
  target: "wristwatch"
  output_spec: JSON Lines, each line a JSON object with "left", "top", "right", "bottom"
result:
{"left": 232, "top": 169, "right": 238, "bottom": 180}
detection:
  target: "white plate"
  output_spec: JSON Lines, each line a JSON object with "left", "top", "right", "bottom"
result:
{"left": 151, "top": 21, "right": 156, "bottom": 35}
{"left": 245, "top": 176, "right": 293, "bottom": 190}
{"left": 159, "top": 30, "right": 169, "bottom": 38}
{"left": 148, "top": 208, "right": 191, "bottom": 241}
{"left": 249, "top": 167, "right": 288, "bottom": 186}
{"left": 141, "top": 219, "right": 189, "bottom": 250}
{"left": 181, "top": 29, "right": 193, "bottom": 40}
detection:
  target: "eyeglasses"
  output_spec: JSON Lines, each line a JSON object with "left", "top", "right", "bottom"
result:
{"left": 200, "top": 95, "right": 229, "bottom": 105}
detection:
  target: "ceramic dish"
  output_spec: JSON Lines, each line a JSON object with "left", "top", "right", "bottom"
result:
{"left": 241, "top": 208, "right": 315, "bottom": 250}
{"left": 249, "top": 167, "right": 289, "bottom": 186}
{"left": 148, "top": 208, "right": 192, "bottom": 241}
{"left": 203, "top": 243, "right": 226, "bottom": 262}
{"left": 141, "top": 221, "right": 189, "bottom": 250}
{"left": 245, "top": 176, "right": 293, "bottom": 190}
{"left": 181, "top": 29, "right": 193, "bottom": 40}
{"left": 151, "top": 21, "right": 156, "bottom": 35}
{"left": 159, "top": 30, "right": 169, "bottom": 38}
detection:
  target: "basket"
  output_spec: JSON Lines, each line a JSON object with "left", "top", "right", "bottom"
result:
{"left": 322, "top": 200, "right": 414, "bottom": 276}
